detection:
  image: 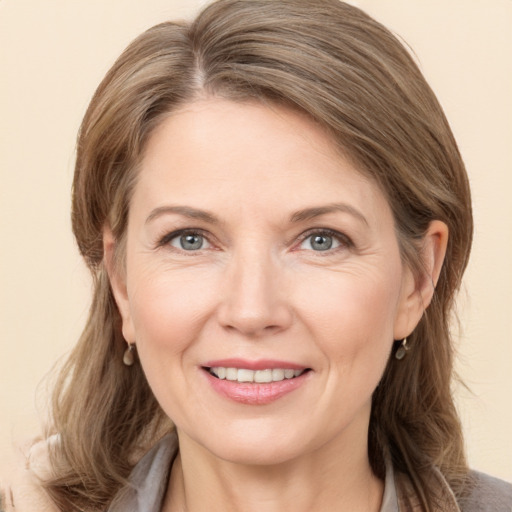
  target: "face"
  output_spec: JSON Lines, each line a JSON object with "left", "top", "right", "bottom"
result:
{"left": 110, "top": 99, "right": 419, "bottom": 466}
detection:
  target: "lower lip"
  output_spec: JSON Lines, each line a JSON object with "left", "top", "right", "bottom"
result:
{"left": 204, "top": 370, "right": 309, "bottom": 405}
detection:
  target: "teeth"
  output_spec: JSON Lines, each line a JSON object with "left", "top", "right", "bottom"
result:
{"left": 210, "top": 367, "right": 305, "bottom": 383}
{"left": 254, "top": 369, "right": 272, "bottom": 383}
{"left": 225, "top": 367, "right": 237, "bottom": 380}
{"left": 237, "top": 369, "right": 254, "bottom": 382}
{"left": 271, "top": 369, "right": 284, "bottom": 381}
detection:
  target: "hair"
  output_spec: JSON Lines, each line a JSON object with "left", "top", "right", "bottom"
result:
{"left": 45, "top": 1, "right": 473, "bottom": 510}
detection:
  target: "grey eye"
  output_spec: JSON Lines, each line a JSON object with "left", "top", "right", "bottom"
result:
{"left": 309, "top": 234, "right": 333, "bottom": 251}
{"left": 299, "top": 232, "right": 343, "bottom": 252}
{"left": 171, "top": 233, "right": 206, "bottom": 251}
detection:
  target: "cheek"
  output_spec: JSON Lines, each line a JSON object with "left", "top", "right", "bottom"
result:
{"left": 126, "top": 263, "right": 217, "bottom": 355}
{"left": 296, "top": 265, "right": 402, "bottom": 362}
{"left": 123, "top": 265, "right": 221, "bottom": 420}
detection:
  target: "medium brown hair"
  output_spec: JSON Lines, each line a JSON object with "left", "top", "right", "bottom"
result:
{"left": 46, "top": 1, "right": 473, "bottom": 510}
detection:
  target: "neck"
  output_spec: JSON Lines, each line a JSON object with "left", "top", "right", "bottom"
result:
{"left": 163, "top": 428, "right": 383, "bottom": 512}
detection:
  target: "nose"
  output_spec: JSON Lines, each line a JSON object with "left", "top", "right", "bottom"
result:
{"left": 216, "top": 247, "right": 293, "bottom": 338}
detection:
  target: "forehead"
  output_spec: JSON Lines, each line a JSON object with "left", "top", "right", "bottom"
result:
{"left": 134, "top": 98, "right": 391, "bottom": 225}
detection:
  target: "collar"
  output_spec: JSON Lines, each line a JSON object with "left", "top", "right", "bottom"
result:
{"left": 107, "top": 434, "right": 178, "bottom": 512}
{"left": 393, "top": 464, "right": 460, "bottom": 512}
{"left": 108, "top": 433, "right": 460, "bottom": 512}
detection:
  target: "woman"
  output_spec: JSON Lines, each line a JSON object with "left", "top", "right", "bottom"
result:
{"left": 2, "top": 0, "right": 511, "bottom": 511}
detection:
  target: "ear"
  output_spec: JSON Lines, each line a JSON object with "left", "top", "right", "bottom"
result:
{"left": 393, "top": 220, "right": 449, "bottom": 339}
{"left": 103, "top": 226, "right": 136, "bottom": 344}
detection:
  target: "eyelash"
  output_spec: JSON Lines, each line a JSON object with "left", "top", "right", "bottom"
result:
{"left": 156, "top": 228, "right": 353, "bottom": 254}
{"left": 157, "top": 229, "right": 213, "bottom": 251}
{"left": 295, "top": 228, "right": 353, "bottom": 254}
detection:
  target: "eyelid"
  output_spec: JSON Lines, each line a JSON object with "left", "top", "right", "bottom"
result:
{"left": 157, "top": 228, "right": 216, "bottom": 251}
{"left": 293, "top": 228, "right": 353, "bottom": 252}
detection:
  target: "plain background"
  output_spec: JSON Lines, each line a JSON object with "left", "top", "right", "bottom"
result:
{"left": 1, "top": 0, "right": 511, "bottom": 481}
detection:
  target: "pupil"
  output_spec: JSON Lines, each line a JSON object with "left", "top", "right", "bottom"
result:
{"left": 312, "top": 235, "right": 332, "bottom": 251}
{"left": 181, "top": 234, "right": 203, "bottom": 250}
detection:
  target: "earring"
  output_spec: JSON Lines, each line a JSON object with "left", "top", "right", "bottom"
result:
{"left": 395, "top": 338, "right": 409, "bottom": 360}
{"left": 123, "top": 343, "right": 135, "bottom": 366}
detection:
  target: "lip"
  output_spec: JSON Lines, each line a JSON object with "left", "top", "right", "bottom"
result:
{"left": 203, "top": 358, "right": 307, "bottom": 371}
{"left": 202, "top": 363, "right": 311, "bottom": 406}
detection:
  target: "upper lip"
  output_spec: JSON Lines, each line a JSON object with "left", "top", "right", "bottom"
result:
{"left": 203, "top": 358, "right": 308, "bottom": 371}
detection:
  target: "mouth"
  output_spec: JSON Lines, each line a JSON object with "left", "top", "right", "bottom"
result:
{"left": 201, "top": 359, "right": 312, "bottom": 404}
{"left": 204, "top": 366, "right": 311, "bottom": 383}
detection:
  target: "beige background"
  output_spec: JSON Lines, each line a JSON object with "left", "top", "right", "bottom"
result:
{"left": 1, "top": 0, "right": 511, "bottom": 481}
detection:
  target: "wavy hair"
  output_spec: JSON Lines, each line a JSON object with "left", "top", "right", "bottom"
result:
{"left": 45, "top": 1, "right": 473, "bottom": 510}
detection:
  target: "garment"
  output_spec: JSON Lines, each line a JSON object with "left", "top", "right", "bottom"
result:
{"left": 2, "top": 433, "right": 512, "bottom": 511}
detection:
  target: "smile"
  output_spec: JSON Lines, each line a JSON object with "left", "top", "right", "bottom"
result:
{"left": 202, "top": 361, "right": 312, "bottom": 405}
{"left": 208, "top": 367, "right": 308, "bottom": 383}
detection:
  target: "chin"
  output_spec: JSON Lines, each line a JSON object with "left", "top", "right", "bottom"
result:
{"left": 210, "top": 438, "right": 305, "bottom": 467}
{"left": 185, "top": 417, "right": 322, "bottom": 467}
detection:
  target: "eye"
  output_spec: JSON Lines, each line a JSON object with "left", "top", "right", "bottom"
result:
{"left": 162, "top": 230, "right": 212, "bottom": 251}
{"left": 298, "top": 230, "right": 349, "bottom": 252}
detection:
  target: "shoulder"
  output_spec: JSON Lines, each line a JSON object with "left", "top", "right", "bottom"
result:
{"left": 458, "top": 471, "right": 512, "bottom": 512}
{"left": 0, "top": 437, "right": 59, "bottom": 512}
{"left": 394, "top": 463, "right": 512, "bottom": 512}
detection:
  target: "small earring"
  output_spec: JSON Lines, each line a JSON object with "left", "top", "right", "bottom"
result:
{"left": 395, "top": 338, "right": 409, "bottom": 360}
{"left": 123, "top": 343, "right": 135, "bottom": 366}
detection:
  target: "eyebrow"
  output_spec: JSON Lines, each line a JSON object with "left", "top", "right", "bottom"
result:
{"left": 145, "top": 202, "right": 368, "bottom": 227}
{"left": 289, "top": 203, "right": 369, "bottom": 226}
{"left": 145, "top": 205, "right": 221, "bottom": 225}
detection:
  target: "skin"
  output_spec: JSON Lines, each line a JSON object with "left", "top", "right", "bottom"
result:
{"left": 105, "top": 98, "right": 448, "bottom": 512}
